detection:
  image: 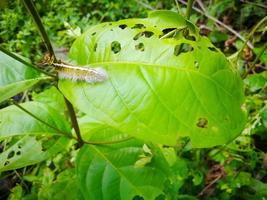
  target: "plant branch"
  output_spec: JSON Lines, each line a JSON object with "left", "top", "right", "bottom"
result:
{"left": 21, "top": 0, "right": 56, "bottom": 60}
{"left": 64, "top": 98, "right": 84, "bottom": 147}
{"left": 0, "top": 46, "right": 56, "bottom": 78}
{"left": 21, "top": 0, "right": 83, "bottom": 147}
{"left": 186, "top": 0, "right": 194, "bottom": 20}
{"left": 178, "top": 0, "right": 254, "bottom": 49}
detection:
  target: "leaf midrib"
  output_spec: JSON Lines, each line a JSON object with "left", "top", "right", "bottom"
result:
{"left": 87, "top": 61, "right": 234, "bottom": 99}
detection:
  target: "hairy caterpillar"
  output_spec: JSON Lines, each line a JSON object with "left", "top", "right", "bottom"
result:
{"left": 53, "top": 63, "right": 108, "bottom": 83}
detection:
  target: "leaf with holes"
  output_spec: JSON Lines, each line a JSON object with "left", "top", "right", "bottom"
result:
{"left": 59, "top": 10, "right": 246, "bottom": 147}
{"left": 0, "top": 136, "right": 69, "bottom": 172}
{"left": 76, "top": 139, "right": 171, "bottom": 200}
{"left": 0, "top": 51, "right": 49, "bottom": 103}
{"left": 0, "top": 102, "right": 70, "bottom": 172}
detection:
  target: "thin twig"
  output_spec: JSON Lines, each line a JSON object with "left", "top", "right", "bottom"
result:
{"left": 198, "top": 174, "right": 222, "bottom": 196}
{"left": 0, "top": 46, "right": 56, "bottom": 78}
{"left": 21, "top": 0, "right": 56, "bottom": 60}
{"left": 241, "top": 0, "right": 267, "bottom": 9}
{"left": 196, "top": 0, "right": 205, "bottom": 12}
{"left": 178, "top": 0, "right": 254, "bottom": 49}
{"left": 174, "top": 0, "right": 183, "bottom": 15}
{"left": 22, "top": 0, "right": 56, "bottom": 58}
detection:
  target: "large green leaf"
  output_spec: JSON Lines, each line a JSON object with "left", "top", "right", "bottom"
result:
{"left": 59, "top": 10, "right": 246, "bottom": 147}
{"left": 76, "top": 140, "right": 170, "bottom": 200}
{"left": 0, "top": 51, "right": 48, "bottom": 103}
{"left": 0, "top": 102, "right": 71, "bottom": 172}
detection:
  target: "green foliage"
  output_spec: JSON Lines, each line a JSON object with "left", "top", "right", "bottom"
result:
{"left": 0, "top": 51, "right": 46, "bottom": 103}
{"left": 0, "top": 102, "right": 70, "bottom": 172}
{"left": 77, "top": 142, "right": 167, "bottom": 200}
{"left": 0, "top": 0, "right": 266, "bottom": 199}
{"left": 59, "top": 11, "right": 245, "bottom": 147}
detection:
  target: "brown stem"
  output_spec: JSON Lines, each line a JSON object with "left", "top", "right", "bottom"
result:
{"left": 64, "top": 98, "right": 84, "bottom": 147}
{"left": 22, "top": 0, "right": 83, "bottom": 147}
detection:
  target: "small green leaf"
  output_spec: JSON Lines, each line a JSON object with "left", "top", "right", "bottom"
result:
{"left": 0, "top": 102, "right": 71, "bottom": 140}
{"left": 38, "top": 169, "right": 82, "bottom": 200}
{"left": 0, "top": 77, "right": 49, "bottom": 103}
{"left": 209, "top": 30, "right": 228, "bottom": 43}
{"left": 253, "top": 46, "right": 267, "bottom": 65}
{"left": 244, "top": 74, "right": 266, "bottom": 92}
{"left": 8, "top": 185, "right": 23, "bottom": 200}
{"left": 0, "top": 51, "right": 48, "bottom": 103}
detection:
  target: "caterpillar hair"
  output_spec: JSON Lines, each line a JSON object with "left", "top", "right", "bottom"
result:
{"left": 53, "top": 63, "right": 108, "bottom": 83}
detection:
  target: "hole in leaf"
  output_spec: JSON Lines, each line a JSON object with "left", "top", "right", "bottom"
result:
{"left": 182, "top": 28, "right": 196, "bottom": 41}
{"left": 111, "top": 41, "right": 121, "bottom": 54}
{"left": 235, "top": 140, "right": 240, "bottom": 145}
{"left": 7, "top": 151, "right": 15, "bottom": 159}
{"left": 18, "top": 143, "right": 22, "bottom": 149}
{"left": 132, "top": 195, "right": 144, "bottom": 200}
{"left": 162, "top": 28, "right": 176, "bottom": 34}
{"left": 4, "top": 161, "right": 9, "bottom": 166}
{"left": 159, "top": 28, "right": 176, "bottom": 39}
{"left": 183, "top": 28, "right": 189, "bottom": 37}
{"left": 94, "top": 43, "right": 97, "bottom": 51}
{"left": 185, "top": 34, "right": 196, "bottom": 41}
{"left": 119, "top": 24, "right": 127, "bottom": 29}
{"left": 197, "top": 118, "right": 208, "bottom": 128}
{"left": 208, "top": 47, "right": 218, "bottom": 52}
{"left": 143, "top": 31, "right": 154, "bottom": 38}
{"left": 194, "top": 61, "right": 199, "bottom": 69}
{"left": 135, "top": 43, "right": 145, "bottom": 51}
{"left": 16, "top": 151, "right": 21, "bottom": 156}
{"left": 131, "top": 24, "right": 146, "bottom": 29}
{"left": 180, "top": 43, "right": 193, "bottom": 53}
{"left": 133, "top": 32, "right": 143, "bottom": 40}
{"left": 49, "top": 162, "right": 56, "bottom": 170}
{"left": 91, "top": 32, "right": 96, "bottom": 36}
{"left": 173, "top": 43, "right": 193, "bottom": 56}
